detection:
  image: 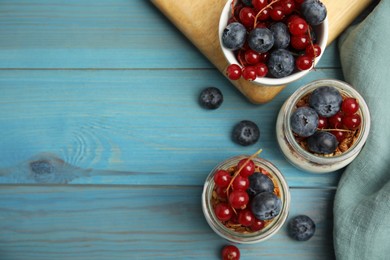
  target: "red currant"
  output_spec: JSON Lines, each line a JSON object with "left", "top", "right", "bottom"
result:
{"left": 255, "top": 63, "right": 268, "bottom": 77}
{"left": 255, "top": 22, "right": 267, "bottom": 28}
{"left": 330, "top": 130, "right": 347, "bottom": 142}
{"left": 294, "top": 0, "right": 305, "bottom": 4}
{"left": 295, "top": 55, "right": 313, "bottom": 70}
{"left": 242, "top": 66, "right": 257, "bottom": 81}
{"left": 341, "top": 98, "right": 359, "bottom": 115}
{"left": 291, "top": 34, "right": 310, "bottom": 50}
{"left": 244, "top": 49, "right": 260, "bottom": 65}
{"left": 269, "top": 6, "right": 285, "bottom": 21}
{"left": 252, "top": 0, "right": 267, "bottom": 11}
{"left": 214, "top": 169, "right": 232, "bottom": 188}
{"left": 215, "top": 203, "right": 233, "bottom": 221}
{"left": 216, "top": 186, "right": 228, "bottom": 199}
{"left": 239, "top": 7, "right": 256, "bottom": 28}
{"left": 237, "top": 159, "right": 255, "bottom": 177}
{"left": 288, "top": 16, "right": 308, "bottom": 36}
{"left": 250, "top": 218, "right": 265, "bottom": 231}
{"left": 226, "top": 64, "right": 242, "bottom": 80}
{"left": 222, "top": 245, "right": 240, "bottom": 260}
{"left": 317, "top": 116, "right": 328, "bottom": 129}
{"left": 343, "top": 114, "right": 361, "bottom": 129}
{"left": 305, "top": 44, "right": 322, "bottom": 58}
{"left": 238, "top": 209, "right": 255, "bottom": 227}
{"left": 328, "top": 112, "right": 344, "bottom": 129}
{"left": 279, "top": 0, "right": 295, "bottom": 15}
{"left": 229, "top": 190, "right": 249, "bottom": 209}
{"left": 259, "top": 52, "right": 269, "bottom": 63}
{"left": 232, "top": 175, "right": 250, "bottom": 191}
{"left": 256, "top": 8, "right": 270, "bottom": 21}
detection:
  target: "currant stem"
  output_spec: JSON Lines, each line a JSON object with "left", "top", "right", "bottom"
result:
{"left": 320, "top": 128, "right": 354, "bottom": 132}
{"left": 253, "top": 0, "right": 281, "bottom": 28}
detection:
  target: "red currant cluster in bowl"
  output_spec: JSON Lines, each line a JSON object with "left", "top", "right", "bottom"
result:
{"left": 212, "top": 156, "right": 281, "bottom": 232}
{"left": 222, "top": 0, "right": 327, "bottom": 81}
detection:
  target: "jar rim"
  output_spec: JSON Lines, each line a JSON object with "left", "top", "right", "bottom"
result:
{"left": 283, "top": 79, "right": 371, "bottom": 165}
{"left": 201, "top": 155, "right": 290, "bottom": 244}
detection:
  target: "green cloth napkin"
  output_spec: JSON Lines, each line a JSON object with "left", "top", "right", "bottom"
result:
{"left": 334, "top": 0, "right": 390, "bottom": 259}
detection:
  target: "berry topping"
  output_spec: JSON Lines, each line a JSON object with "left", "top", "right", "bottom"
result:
{"left": 215, "top": 203, "right": 233, "bottom": 221}
{"left": 295, "top": 55, "right": 313, "bottom": 71}
{"left": 222, "top": 22, "right": 247, "bottom": 50}
{"left": 214, "top": 169, "right": 232, "bottom": 188}
{"left": 237, "top": 158, "right": 255, "bottom": 177}
{"left": 248, "top": 28, "right": 275, "bottom": 53}
{"left": 238, "top": 208, "right": 255, "bottom": 226}
{"left": 270, "top": 22, "right": 290, "bottom": 49}
{"left": 343, "top": 114, "right": 361, "bottom": 129}
{"left": 247, "top": 172, "right": 275, "bottom": 197}
{"left": 199, "top": 87, "right": 223, "bottom": 110}
{"left": 242, "top": 66, "right": 257, "bottom": 81}
{"left": 290, "top": 107, "right": 319, "bottom": 137}
{"left": 229, "top": 190, "right": 250, "bottom": 209}
{"left": 251, "top": 191, "right": 282, "bottom": 220}
{"left": 341, "top": 97, "right": 359, "bottom": 115}
{"left": 309, "top": 86, "right": 343, "bottom": 117}
{"left": 250, "top": 218, "right": 265, "bottom": 231}
{"left": 307, "top": 131, "right": 338, "bottom": 154}
{"left": 232, "top": 175, "right": 250, "bottom": 191}
{"left": 226, "top": 64, "right": 242, "bottom": 80}
{"left": 222, "top": 245, "right": 240, "bottom": 260}
{"left": 232, "top": 120, "right": 260, "bottom": 146}
{"left": 300, "top": 0, "right": 327, "bottom": 26}
{"left": 288, "top": 215, "right": 316, "bottom": 241}
{"left": 328, "top": 111, "right": 343, "bottom": 129}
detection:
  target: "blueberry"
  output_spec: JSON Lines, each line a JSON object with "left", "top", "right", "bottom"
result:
{"left": 199, "top": 87, "right": 223, "bottom": 109}
{"left": 251, "top": 192, "right": 282, "bottom": 220}
{"left": 241, "top": 0, "right": 253, "bottom": 6}
{"left": 307, "top": 131, "right": 338, "bottom": 154}
{"left": 248, "top": 28, "right": 274, "bottom": 53}
{"left": 301, "top": 0, "right": 327, "bottom": 26}
{"left": 232, "top": 120, "right": 260, "bottom": 146}
{"left": 222, "top": 22, "right": 247, "bottom": 51}
{"left": 290, "top": 107, "right": 319, "bottom": 137}
{"left": 270, "top": 22, "right": 290, "bottom": 49}
{"left": 288, "top": 215, "right": 316, "bottom": 241}
{"left": 247, "top": 172, "right": 275, "bottom": 197}
{"left": 309, "top": 86, "right": 342, "bottom": 117}
{"left": 267, "top": 49, "right": 295, "bottom": 78}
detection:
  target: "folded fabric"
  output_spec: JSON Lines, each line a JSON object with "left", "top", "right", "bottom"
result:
{"left": 334, "top": 0, "right": 390, "bottom": 259}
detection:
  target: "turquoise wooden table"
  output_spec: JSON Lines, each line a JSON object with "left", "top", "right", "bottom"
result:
{"left": 0, "top": 1, "right": 343, "bottom": 259}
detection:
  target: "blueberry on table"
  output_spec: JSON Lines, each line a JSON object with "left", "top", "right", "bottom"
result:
{"left": 309, "top": 86, "right": 342, "bottom": 117}
{"left": 307, "top": 131, "right": 338, "bottom": 154}
{"left": 290, "top": 107, "right": 319, "bottom": 137}
{"left": 301, "top": 0, "right": 327, "bottom": 26}
{"left": 267, "top": 49, "right": 295, "bottom": 78}
{"left": 251, "top": 191, "right": 282, "bottom": 220}
{"left": 232, "top": 120, "right": 260, "bottom": 146}
{"left": 247, "top": 172, "right": 275, "bottom": 197}
{"left": 288, "top": 215, "right": 316, "bottom": 241}
{"left": 222, "top": 22, "right": 247, "bottom": 51}
{"left": 248, "top": 28, "right": 275, "bottom": 53}
{"left": 270, "top": 22, "right": 290, "bottom": 49}
{"left": 199, "top": 87, "right": 223, "bottom": 109}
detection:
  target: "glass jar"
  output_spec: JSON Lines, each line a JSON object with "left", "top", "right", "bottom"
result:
{"left": 201, "top": 155, "right": 290, "bottom": 244}
{"left": 276, "top": 79, "right": 371, "bottom": 173}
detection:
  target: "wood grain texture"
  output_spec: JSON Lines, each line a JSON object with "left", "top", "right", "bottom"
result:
{"left": 151, "top": 0, "right": 371, "bottom": 104}
{"left": 0, "top": 185, "right": 335, "bottom": 260}
{"left": 0, "top": 69, "right": 342, "bottom": 186}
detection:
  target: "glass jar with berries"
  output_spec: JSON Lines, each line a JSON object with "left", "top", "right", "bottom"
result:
{"left": 219, "top": 0, "right": 328, "bottom": 86}
{"left": 202, "top": 152, "right": 290, "bottom": 243}
{"left": 276, "top": 79, "right": 371, "bottom": 173}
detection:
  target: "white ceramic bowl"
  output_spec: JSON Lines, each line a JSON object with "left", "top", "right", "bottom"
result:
{"left": 219, "top": 1, "right": 329, "bottom": 86}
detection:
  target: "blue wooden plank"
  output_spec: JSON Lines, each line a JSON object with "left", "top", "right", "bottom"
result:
{"left": 0, "top": 0, "right": 340, "bottom": 69}
{"left": 0, "top": 69, "right": 343, "bottom": 186}
{"left": 0, "top": 185, "right": 335, "bottom": 260}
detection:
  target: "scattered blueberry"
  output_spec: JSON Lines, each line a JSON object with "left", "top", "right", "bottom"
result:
{"left": 270, "top": 22, "right": 290, "bottom": 49}
{"left": 290, "top": 107, "right": 319, "bottom": 137}
{"left": 267, "top": 49, "right": 295, "bottom": 78}
{"left": 251, "top": 191, "right": 282, "bottom": 220}
{"left": 232, "top": 120, "right": 260, "bottom": 146}
{"left": 222, "top": 22, "right": 247, "bottom": 51}
{"left": 288, "top": 215, "right": 316, "bottom": 241}
{"left": 30, "top": 160, "right": 53, "bottom": 175}
{"left": 309, "top": 86, "right": 342, "bottom": 117}
{"left": 307, "top": 131, "right": 338, "bottom": 154}
{"left": 247, "top": 172, "right": 275, "bottom": 197}
{"left": 199, "top": 87, "right": 223, "bottom": 109}
{"left": 248, "top": 28, "right": 275, "bottom": 53}
{"left": 301, "top": 0, "right": 327, "bottom": 26}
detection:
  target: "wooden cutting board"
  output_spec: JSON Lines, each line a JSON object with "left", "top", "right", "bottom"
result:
{"left": 151, "top": 0, "right": 372, "bottom": 104}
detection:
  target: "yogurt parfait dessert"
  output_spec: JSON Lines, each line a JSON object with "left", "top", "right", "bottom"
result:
{"left": 202, "top": 152, "right": 290, "bottom": 243}
{"left": 276, "top": 79, "right": 370, "bottom": 173}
